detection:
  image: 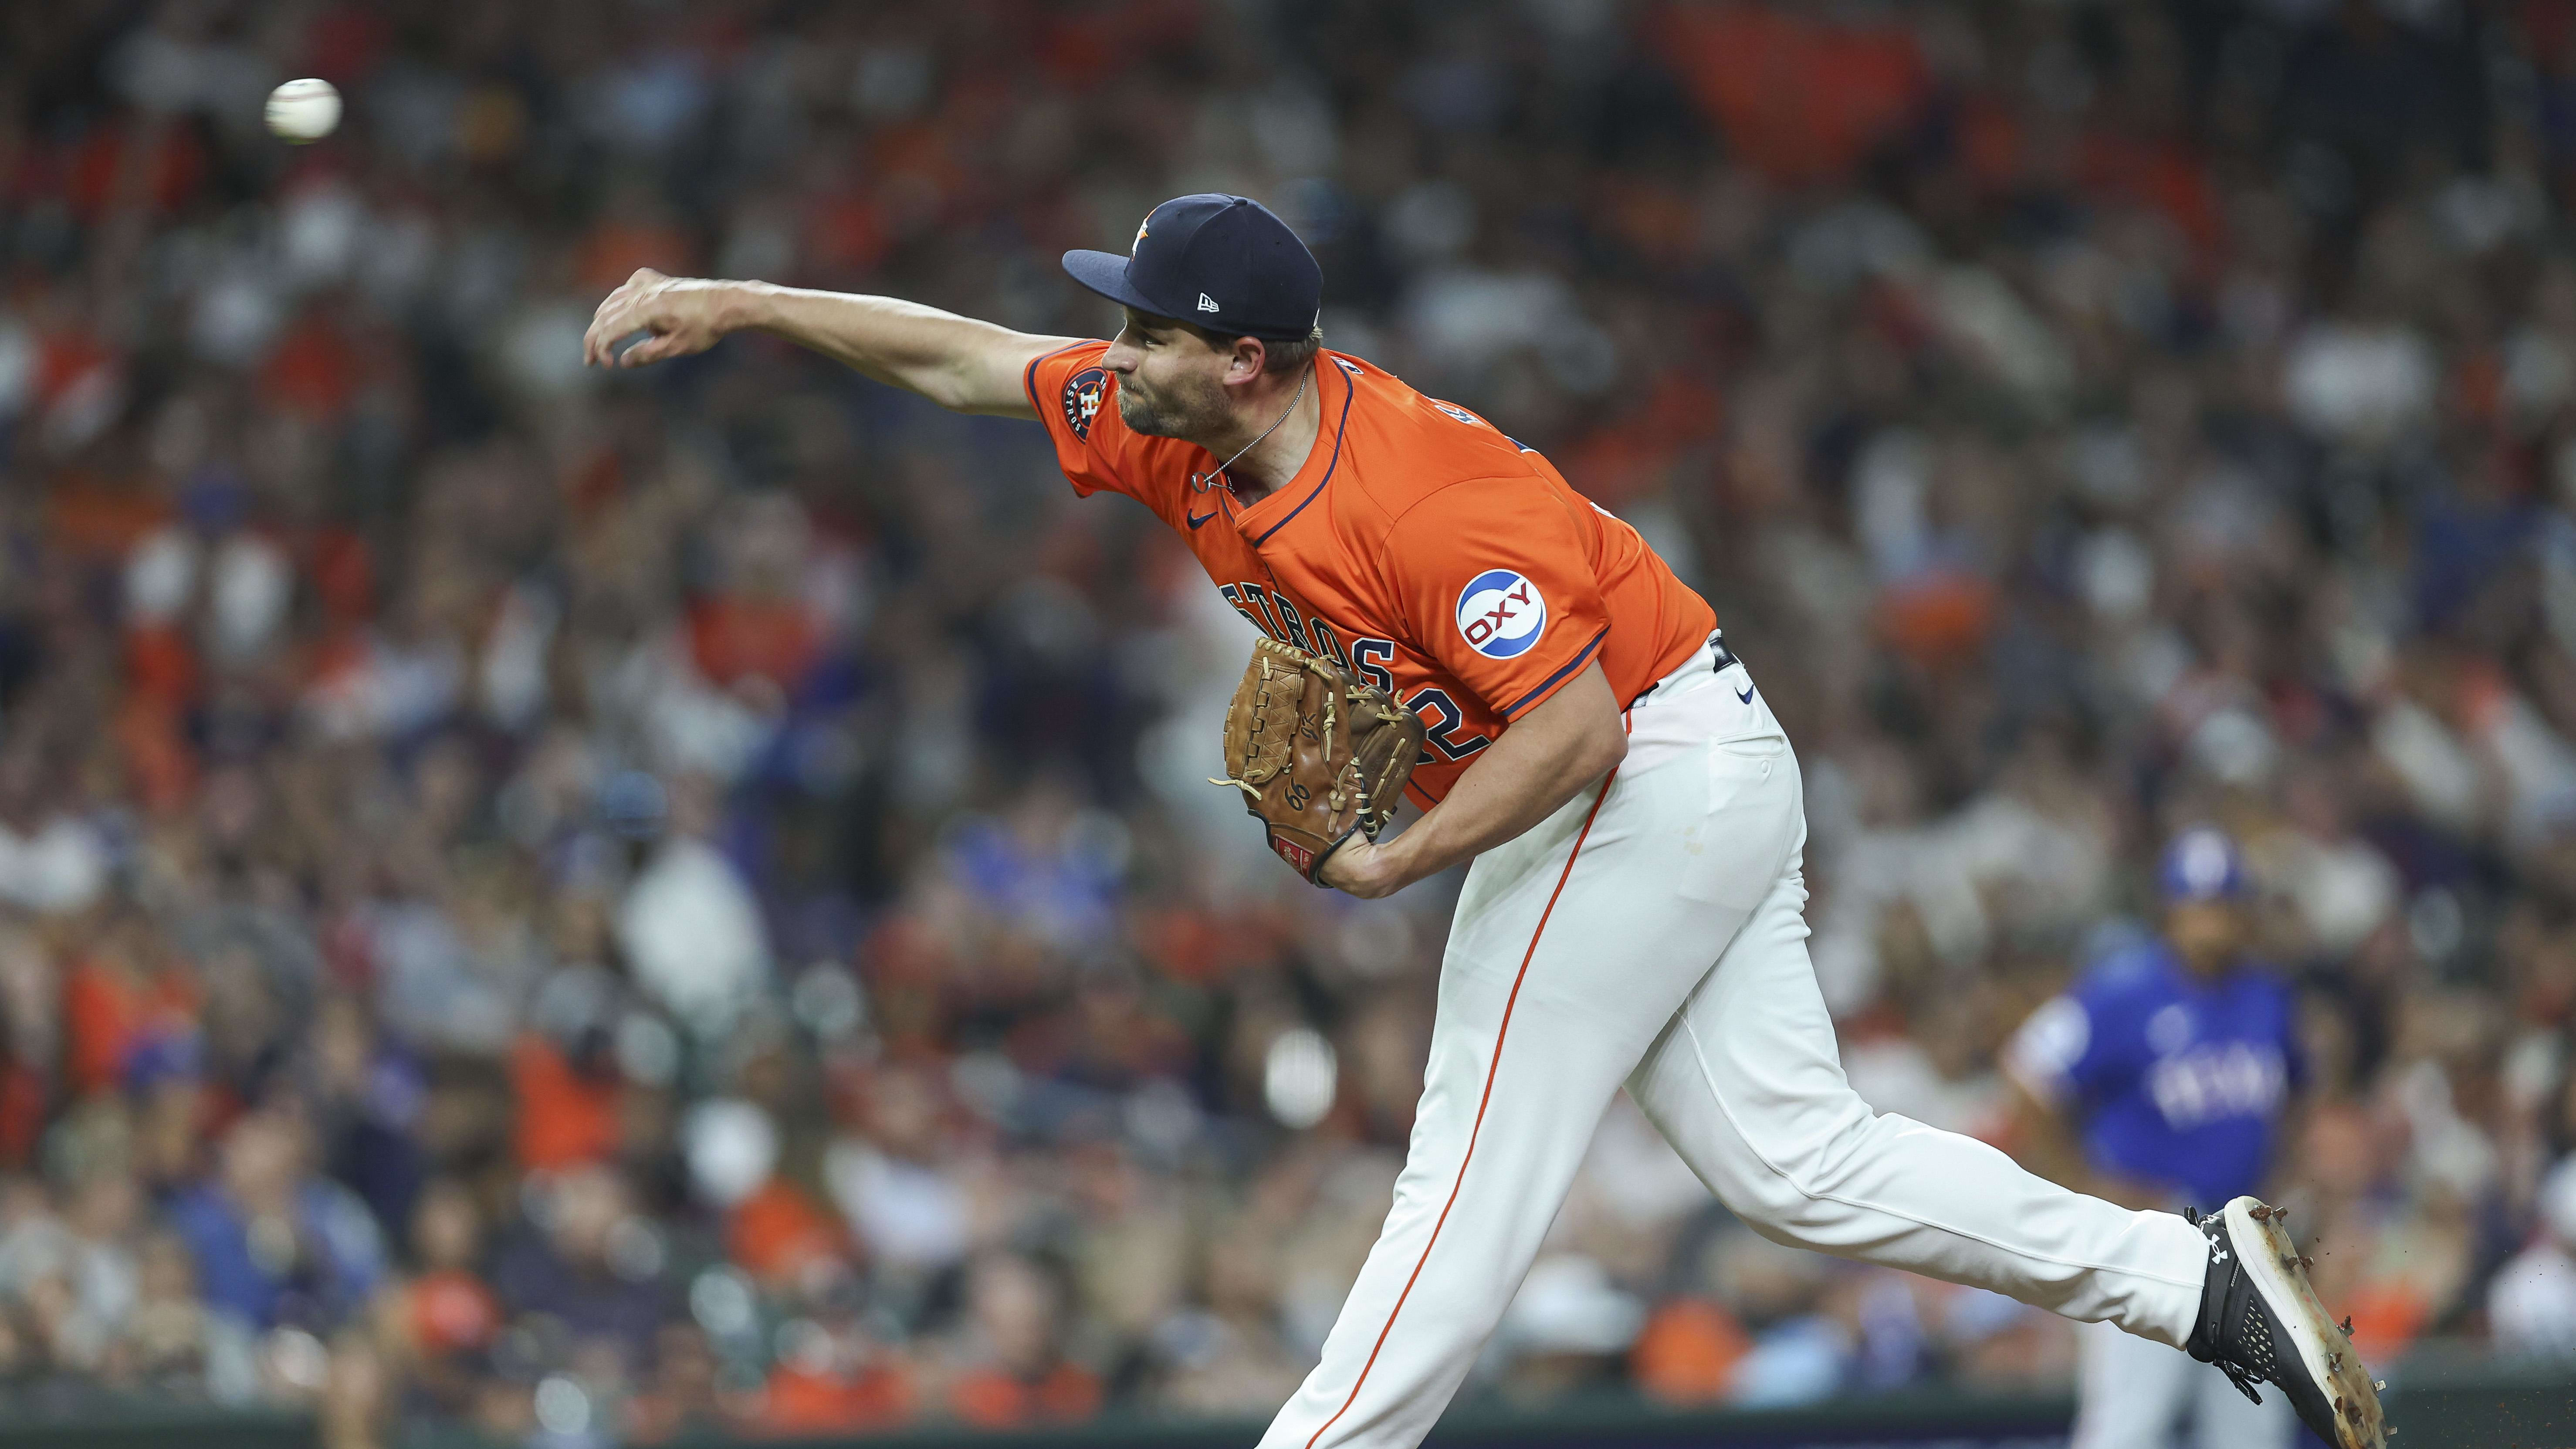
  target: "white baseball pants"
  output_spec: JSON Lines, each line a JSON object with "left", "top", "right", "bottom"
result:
{"left": 2073, "top": 1317, "right": 2293, "bottom": 1449}
{"left": 1257, "top": 646, "right": 2214, "bottom": 1449}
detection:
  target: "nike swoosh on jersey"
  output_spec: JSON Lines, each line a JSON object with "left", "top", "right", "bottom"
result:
{"left": 1187, "top": 508, "right": 1218, "bottom": 529}
{"left": 1736, "top": 684, "right": 1755, "bottom": 704}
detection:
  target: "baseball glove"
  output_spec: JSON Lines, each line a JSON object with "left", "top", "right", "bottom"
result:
{"left": 1210, "top": 636, "right": 1426, "bottom": 884}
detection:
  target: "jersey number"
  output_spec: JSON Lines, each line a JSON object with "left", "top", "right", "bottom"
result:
{"left": 1405, "top": 687, "right": 1490, "bottom": 764}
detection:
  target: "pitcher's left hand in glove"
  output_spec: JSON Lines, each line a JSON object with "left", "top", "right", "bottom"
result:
{"left": 1211, "top": 636, "right": 1426, "bottom": 887}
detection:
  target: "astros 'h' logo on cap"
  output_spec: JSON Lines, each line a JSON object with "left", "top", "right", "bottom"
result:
{"left": 1132, "top": 212, "right": 1152, "bottom": 256}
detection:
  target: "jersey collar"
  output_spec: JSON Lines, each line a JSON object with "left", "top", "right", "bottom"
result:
{"left": 1230, "top": 354, "right": 1354, "bottom": 547}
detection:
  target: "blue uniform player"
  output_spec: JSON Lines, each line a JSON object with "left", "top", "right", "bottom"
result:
{"left": 2006, "top": 827, "right": 2305, "bottom": 1449}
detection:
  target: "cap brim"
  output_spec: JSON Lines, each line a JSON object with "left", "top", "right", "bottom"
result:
{"left": 1062, "top": 250, "right": 1169, "bottom": 317}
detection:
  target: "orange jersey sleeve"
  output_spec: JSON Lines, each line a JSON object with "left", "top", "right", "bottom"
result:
{"left": 1025, "top": 339, "right": 1148, "bottom": 502}
{"left": 1374, "top": 477, "right": 1616, "bottom": 721}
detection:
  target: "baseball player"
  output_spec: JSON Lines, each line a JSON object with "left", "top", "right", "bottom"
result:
{"left": 2006, "top": 827, "right": 2306, "bottom": 1449}
{"left": 583, "top": 193, "right": 2385, "bottom": 1449}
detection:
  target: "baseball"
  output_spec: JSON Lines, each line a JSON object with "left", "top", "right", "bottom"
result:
{"left": 264, "top": 79, "right": 341, "bottom": 143}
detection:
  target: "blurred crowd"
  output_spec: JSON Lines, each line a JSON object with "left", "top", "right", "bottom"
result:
{"left": 2, "top": 0, "right": 2576, "bottom": 1444}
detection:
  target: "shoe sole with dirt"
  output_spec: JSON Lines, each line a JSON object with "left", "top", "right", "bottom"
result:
{"left": 2224, "top": 1196, "right": 2388, "bottom": 1449}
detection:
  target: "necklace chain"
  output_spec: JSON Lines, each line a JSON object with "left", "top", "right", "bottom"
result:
{"left": 1192, "top": 366, "right": 1312, "bottom": 494}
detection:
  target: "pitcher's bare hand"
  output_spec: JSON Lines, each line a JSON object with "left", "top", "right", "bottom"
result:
{"left": 584, "top": 268, "right": 741, "bottom": 368}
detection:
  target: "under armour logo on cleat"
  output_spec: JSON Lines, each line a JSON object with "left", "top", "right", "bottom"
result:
{"left": 1198, "top": 293, "right": 1220, "bottom": 312}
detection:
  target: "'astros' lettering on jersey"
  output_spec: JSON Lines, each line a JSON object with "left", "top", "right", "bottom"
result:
{"left": 1026, "top": 341, "right": 1717, "bottom": 807}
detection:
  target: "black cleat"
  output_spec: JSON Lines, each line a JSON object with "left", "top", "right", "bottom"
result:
{"left": 2187, "top": 1197, "right": 2387, "bottom": 1449}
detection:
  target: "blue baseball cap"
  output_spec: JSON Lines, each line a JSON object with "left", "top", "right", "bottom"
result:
{"left": 1063, "top": 194, "right": 1322, "bottom": 342}
{"left": 2159, "top": 826, "right": 2250, "bottom": 904}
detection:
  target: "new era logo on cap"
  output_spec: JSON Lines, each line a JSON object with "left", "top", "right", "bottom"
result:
{"left": 1062, "top": 194, "right": 1324, "bottom": 341}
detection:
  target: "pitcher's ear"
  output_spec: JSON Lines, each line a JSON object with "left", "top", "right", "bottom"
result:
{"left": 1229, "top": 335, "right": 1269, "bottom": 382}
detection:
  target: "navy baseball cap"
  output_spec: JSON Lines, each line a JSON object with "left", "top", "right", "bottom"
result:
{"left": 1063, "top": 194, "right": 1322, "bottom": 341}
{"left": 2159, "top": 826, "right": 2251, "bottom": 904}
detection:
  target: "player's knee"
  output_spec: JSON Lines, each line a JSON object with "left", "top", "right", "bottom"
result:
{"left": 1716, "top": 1171, "right": 1819, "bottom": 1234}
{"left": 1686, "top": 1134, "right": 1826, "bottom": 1229}
{"left": 1719, "top": 1108, "right": 1878, "bottom": 1228}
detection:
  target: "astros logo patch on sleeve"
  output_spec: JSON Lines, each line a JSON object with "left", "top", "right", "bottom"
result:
{"left": 1456, "top": 569, "right": 1546, "bottom": 658}
{"left": 1062, "top": 366, "right": 1110, "bottom": 440}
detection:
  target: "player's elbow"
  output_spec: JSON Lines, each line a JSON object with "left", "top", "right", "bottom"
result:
{"left": 1524, "top": 664, "right": 1625, "bottom": 786}
{"left": 1576, "top": 712, "right": 1627, "bottom": 782}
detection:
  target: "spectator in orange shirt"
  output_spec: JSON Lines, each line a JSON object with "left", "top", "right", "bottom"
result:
{"left": 508, "top": 1028, "right": 622, "bottom": 1175}
{"left": 724, "top": 1175, "right": 848, "bottom": 1293}
{"left": 381, "top": 1178, "right": 501, "bottom": 1421}
{"left": 61, "top": 909, "right": 196, "bottom": 1102}
{"left": 944, "top": 1252, "right": 1102, "bottom": 1429}
{"left": 756, "top": 1284, "right": 917, "bottom": 1436}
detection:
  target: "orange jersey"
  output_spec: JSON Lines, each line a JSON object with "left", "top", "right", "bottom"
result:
{"left": 1027, "top": 342, "right": 1717, "bottom": 806}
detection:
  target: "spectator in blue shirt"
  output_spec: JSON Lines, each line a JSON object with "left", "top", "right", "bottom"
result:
{"left": 165, "top": 1110, "right": 386, "bottom": 1334}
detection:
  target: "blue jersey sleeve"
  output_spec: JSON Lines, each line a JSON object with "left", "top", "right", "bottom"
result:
{"left": 2007, "top": 971, "right": 2143, "bottom": 1107}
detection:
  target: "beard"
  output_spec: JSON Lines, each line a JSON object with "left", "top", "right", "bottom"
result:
{"left": 1116, "top": 368, "right": 1229, "bottom": 440}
